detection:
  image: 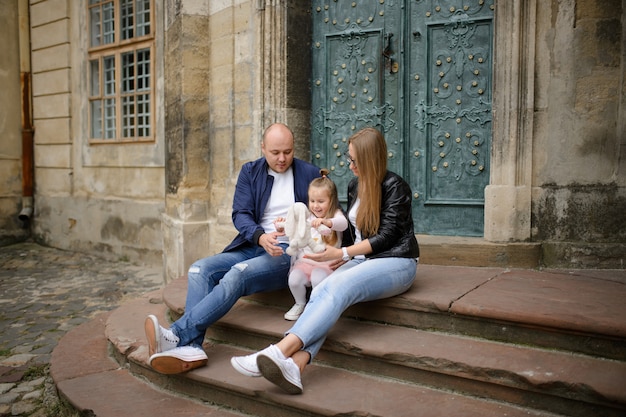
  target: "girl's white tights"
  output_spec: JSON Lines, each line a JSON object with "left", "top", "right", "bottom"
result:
{"left": 288, "top": 267, "right": 330, "bottom": 305}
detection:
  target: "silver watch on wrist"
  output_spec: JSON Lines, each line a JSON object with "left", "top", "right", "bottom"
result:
{"left": 342, "top": 247, "right": 350, "bottom": 261}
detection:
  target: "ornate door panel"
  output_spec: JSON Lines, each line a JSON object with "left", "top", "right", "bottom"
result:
{"left": 408, "top": 0, "right": 494, "bottom": 236}
{"left": 311, "top": 1, "right": 404, "bottom": 204}
{"left": 311, "top": 0, "right": 494, "bottom": 236}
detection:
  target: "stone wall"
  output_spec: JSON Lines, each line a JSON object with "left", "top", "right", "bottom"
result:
{"left": 26, "top": 1, "right": 166, "bottom": 265}
{"left": 161, "top": 1, "right": 265, "bottom": 282}
{"left": 531, "top": 0, "right": 625, "bottom": 267}
{"left": 161, "top": 1, "right": 313, "bottom": 282}
{"left": 0, "top": 1, "right": 30, "bottom": 245}
{"left": 2, "top": 0, "right": 624, "bottom": 270}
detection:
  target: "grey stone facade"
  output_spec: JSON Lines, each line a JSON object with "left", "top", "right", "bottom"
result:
{"left": 0, "top": 0, "right": 624, "bottom": 279}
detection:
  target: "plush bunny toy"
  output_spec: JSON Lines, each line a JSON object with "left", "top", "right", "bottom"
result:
{"left": 276, "top": 202, "right": 330, "bottom": 256}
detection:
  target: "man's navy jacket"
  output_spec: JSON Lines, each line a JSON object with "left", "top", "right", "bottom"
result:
{"left": 223, "top": 157, "right": 320, "bottom": 252}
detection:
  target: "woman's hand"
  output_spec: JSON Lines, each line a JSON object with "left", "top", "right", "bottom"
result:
{"left": 327, "top": 258, "right": 347, "bottom": 270}
{"left": 304, "top": 246, "right": 342, "bottom": 263}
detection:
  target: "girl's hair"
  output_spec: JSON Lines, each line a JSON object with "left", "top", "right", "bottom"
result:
{"left": 348, "top": 128, "right": 387, "bottom": 236}
{"left": 309, "top": 168, "right": 340, "bottom": 246}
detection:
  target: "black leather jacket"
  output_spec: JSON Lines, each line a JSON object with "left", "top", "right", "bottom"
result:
{"left": 346, "top": 171, "right": 420, "bottom": 259}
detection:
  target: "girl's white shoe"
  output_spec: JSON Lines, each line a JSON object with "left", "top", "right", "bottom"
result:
{"left": 284, "top": 303, "right": 306, "bottom": 321}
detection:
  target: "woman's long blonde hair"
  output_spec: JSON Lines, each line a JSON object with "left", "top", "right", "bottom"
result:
{"left": 348, "top": 128, "right": 387, "bottom": 236}
{"left": 309, "top": 168, "right": 341, "bottom": 246}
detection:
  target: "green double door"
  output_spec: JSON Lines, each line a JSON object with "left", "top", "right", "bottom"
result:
{"left": 311, "top": 0, "right": 494, "bottom": 236}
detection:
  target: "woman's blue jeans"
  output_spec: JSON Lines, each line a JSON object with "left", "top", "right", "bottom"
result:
{"left": 287, "top": 257, "right": 418, "bottom": 360}
{"left": 171, "top": 243, "right": 291, "bottom": 347}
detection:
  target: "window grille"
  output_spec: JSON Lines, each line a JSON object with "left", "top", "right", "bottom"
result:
{"left": 88, "top": 0, "right": 154, "bottom": 143}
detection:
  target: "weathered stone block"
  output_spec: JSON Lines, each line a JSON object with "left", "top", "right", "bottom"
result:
{"left": 30, "top": 0, "right": 68, "bottom": 27}
{"left": 209, "top": 36, "right": 235, "bottom": 68}
{"left": 0, "top": 160, "right": 22, "bottom": 194}
{"left": 75, "top": 167, "right": 164, "bottom": 199}
{"left": 31, "top": 44, "right": 69, "bottom": 73}
{"left": 35, "top": 144, "right": 71, "bottom": 168}
{"left": 31, "top": 19, "right": 69, "bottom": 50}
{"left": 33, "top": 93, "right": 70, "bottom": 119}
{"left": 33, "top": 168, "right": 72, "bottom": 195}
{"left": 208, "top": 7, "right": 233, "bottom": 40}
{"left": 32, "top": 69, "right": 70, "bottom": 96}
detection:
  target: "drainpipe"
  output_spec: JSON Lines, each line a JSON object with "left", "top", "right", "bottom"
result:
{"left": 19, "top": 72, "right": 34, "bottom": 223}
{"left": 18, "top": 0, "right": 34, "bottom": 224}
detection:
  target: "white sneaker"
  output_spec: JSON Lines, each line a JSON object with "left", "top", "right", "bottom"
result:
{"left": 149, "top": 346, "right": 208, "bottom": 374}
{"left": 145, "top": 314, "right": 179, "bottom": 356}
{"left": 231, "top": 345, "right": 283, "bottom": 377}
{"left": 284, "top": 303, "right": 306, "bottom": 321}
{"left": 257, "top": 349, "right": 303, "bottom": 394}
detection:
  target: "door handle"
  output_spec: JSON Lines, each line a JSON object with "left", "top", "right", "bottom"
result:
{"left": 382, "top": 32, "right": 398, "bottom": 74}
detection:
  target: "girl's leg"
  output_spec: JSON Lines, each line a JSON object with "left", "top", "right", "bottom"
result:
{"left": 287, "top": 269, "right": 309, "bottom": 305}
{"left": 310, "top": 268, "right": 329, "bottom": 288}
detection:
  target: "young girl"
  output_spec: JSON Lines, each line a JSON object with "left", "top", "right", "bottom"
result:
{"left": 276, "top": 169, "right": 348, "bottom": 321}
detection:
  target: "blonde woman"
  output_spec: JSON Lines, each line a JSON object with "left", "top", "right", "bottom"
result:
{"left": 231, "top": 127, "right": 419, "bottom": 393}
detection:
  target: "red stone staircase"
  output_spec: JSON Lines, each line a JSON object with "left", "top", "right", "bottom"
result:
{"left": 51, "top": 265, "right": 626, "bottom": 417}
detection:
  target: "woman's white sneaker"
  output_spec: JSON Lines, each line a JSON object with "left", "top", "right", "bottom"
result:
{"left": 256, "top": 349, "right": 303, "bottom": 394}
{"left": 231, "top": 344, "right": 284, "bottom": 377}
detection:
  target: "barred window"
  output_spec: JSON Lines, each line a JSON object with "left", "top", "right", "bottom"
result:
{"left": 88, "top": 0, "right": 154, "bottom": 143}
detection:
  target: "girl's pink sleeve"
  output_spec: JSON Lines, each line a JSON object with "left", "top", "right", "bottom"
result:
{"left": 329, "top": 209, "right": 348, "bottom": 231}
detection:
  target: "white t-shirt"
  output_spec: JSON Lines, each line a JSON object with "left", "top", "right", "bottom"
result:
{"left": 348, "top": 197, "right": 366, "bottom": 260}
{"left": 260, "top": 167, "right": 294, "bottom": 243}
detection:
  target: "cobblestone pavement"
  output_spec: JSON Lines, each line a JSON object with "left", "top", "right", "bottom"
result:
{"left": 0, "top": 241, "right": 163, "bottom": 416}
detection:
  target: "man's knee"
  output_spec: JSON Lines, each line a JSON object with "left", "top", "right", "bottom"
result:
{"left": 232, "top": 261, "right": 249, "bottom": 272}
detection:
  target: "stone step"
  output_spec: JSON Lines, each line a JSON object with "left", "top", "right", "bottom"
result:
{"left": 164, "top": 265, "right": 626, "bottom": 360}
{"left": 50, "top": 312, "right": 243, "bottom": 417}
{"left": 416, "top": 235, "right": 542, "bottom": 268}
{"left": 100, "top": 294, "right": 562, "bottom": 417}
{"left": 104, "top": 288, "right": 625, "bottom": 417}
{"left": 50, "top": 298, "right": 565, "bottom": 417}
{"left": 51, "top": 265, "right": 626, "bottom": 417}
{"left": 204, "top": 301, "right": 626, "bottom": 416}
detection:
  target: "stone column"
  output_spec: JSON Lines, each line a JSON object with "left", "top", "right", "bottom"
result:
{"left": 484, "top": 0, "right": 537, "bottom": 242}
{"left": 257, "top": 0, "right": 312, "bottom": 158}
{"left": 161, "top": 1, "right": 213, "bottom": 283}
{"left": 161, "top": 1, "right": 312, "bottom": 282}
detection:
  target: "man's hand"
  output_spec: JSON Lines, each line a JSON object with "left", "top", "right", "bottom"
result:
{"left": 258, "top": 232, "right": 285, "bottom": 256}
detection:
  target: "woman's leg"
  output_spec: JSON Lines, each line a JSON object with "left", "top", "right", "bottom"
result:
{"left": 275, "top": 333, "right": 304, "bottom": 357}
{"left": 288, "top": 257, "right": 417, "bottom": 360}
{"left": 232, "top": 258, "right": 416, "bottom": 392}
